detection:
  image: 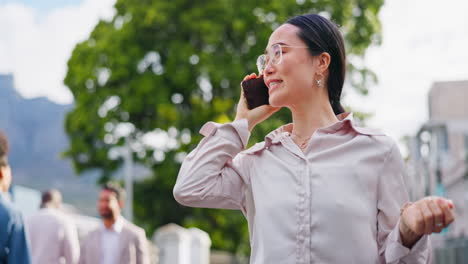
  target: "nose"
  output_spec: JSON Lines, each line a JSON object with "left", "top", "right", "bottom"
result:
{"left": 263, "top": 60, "right": 275, "bottom": 76}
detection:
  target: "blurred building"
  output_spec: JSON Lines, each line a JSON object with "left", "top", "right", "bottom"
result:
{"left": 407, "top": 80, "right": 468, "bottom": 262}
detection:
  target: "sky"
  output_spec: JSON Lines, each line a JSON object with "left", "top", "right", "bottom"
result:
{"left": 1, "top": 0, "right": 468, "bottom": 149}
{"left": 0, "top": 0, "right": 116, "bottom": 103}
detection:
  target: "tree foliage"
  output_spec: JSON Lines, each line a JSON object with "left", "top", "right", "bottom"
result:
{"left": 64, "top": 0, "right": 384, "bottom": 255}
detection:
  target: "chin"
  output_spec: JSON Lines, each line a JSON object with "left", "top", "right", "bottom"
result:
{"left": 99, "top": 212, "right": 112, "bottom": 219}
{"left": 268, "top": 93, "right": 287, "bottom": 108}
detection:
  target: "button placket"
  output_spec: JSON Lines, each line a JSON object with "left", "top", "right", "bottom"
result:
{"left": 303, "top": 161, "right": 311, "bottom": 264}
{"left": 295, "top": 159, "right": 311, "bottom": 264}
{"left": 296, "top": 163, "right": 307, "bottom": 263}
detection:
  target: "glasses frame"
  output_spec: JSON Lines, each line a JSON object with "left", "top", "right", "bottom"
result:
{"left": 256, "top": 43, "right": 309, "bottom": 74}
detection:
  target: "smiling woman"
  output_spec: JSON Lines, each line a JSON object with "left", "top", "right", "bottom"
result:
{"left": 174, "top": 13, "right": 454, "bottom": 263}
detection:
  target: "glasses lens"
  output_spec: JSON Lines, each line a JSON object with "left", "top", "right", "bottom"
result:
{"left": 271, "top": 44, "right": 282, "bottom": 65}
{"left": 257, "top": 55, "right": 266, "bottom": 74}
{"left": 256, "top": 44, "right": 282, "bottom": 74}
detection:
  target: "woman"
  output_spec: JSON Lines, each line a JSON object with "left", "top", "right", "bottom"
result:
{"left": 173, "top": 14, "right": 455, "bottom": 263}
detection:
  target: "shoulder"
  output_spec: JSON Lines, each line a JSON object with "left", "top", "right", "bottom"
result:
{"left": 123, "top": 219, "right": 146, "bottom": 237}
{"left": 0, "top": 200, "right": 23, "bottom": 225}
{"left": 0, "top": 199, "right": 15, "bottom": 217}
{"left": 351, "top": 125, "right": 405, "bottom": 169}
{"left": 351, "top": 124, "right": 397, "bottom": 151}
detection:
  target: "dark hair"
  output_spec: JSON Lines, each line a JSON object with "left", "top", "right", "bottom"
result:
{"left": 102, "top": 182, "right": 126, "bottom": 202}
{"left": 41, "top": 189, "right": 62, "bottom": 208}
{"left": 286, "top": 14, "right": 346, "bottom": 115}
{"left": 0, "top": 131, "right": 9, "bottom": 167}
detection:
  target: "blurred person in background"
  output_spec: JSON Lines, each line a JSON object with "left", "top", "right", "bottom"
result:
{"left": 79, "top": 183, "right": 149, "bottom": 264}
{"left": 0, "top": 131, "right": 31, "bottom": 263}
{"left": 27, "top": 189, "right": 80, "bottom": 264}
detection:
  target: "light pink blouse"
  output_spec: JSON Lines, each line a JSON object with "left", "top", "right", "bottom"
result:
{"left": 174, "top": 113, "right": 431, "bottom": 263}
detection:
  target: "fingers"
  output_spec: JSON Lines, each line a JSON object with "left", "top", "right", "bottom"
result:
{"left": 418, "top": 200, "right": 433, "bottom": 235}
{"left": 427, "top": 198, "right": 444, "bottom": 233}
{"left": 242, "top": 73, "right": 257, "bottom": 81}
{"left": 408, "top": 197, "right": 456, "bottom": 236}
{"left": 438, "top": 198, "right": 455, "bottom": 227}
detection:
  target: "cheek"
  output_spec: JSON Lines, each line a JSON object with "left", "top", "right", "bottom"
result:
{"left": 285, "top": 70, "right": 315, "bottom": 94}
{"left": 283, "top": 57, "right": 315, "bottom": 85}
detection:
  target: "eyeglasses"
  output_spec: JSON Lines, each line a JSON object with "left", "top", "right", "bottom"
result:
{"left": 256, "top": 43, "right": 308, "bottom": 74}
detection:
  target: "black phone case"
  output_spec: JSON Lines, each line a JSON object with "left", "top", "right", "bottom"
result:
{"left": 241, "top": 76, "right": 270, "bottom": 110}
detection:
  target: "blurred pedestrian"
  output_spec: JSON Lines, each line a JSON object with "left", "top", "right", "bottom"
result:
{"left": 174, "top": 13, "right": 455, "bottom": 263}
{"left": 27, "top": 189, "right": 80, "bottom": 264}
{"left": 79, "top": 183, "right": 149, "bottom": 264}
{"left": 0, "top": 131, "right": 31, "bottom": 263}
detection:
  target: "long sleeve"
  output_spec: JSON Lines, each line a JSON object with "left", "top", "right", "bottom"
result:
{"left": 136, "top": 229, "right": 149, "bottom": 264}
{"left": 8, "top": 212, "right": 31, "bottom": 264}
{"left": 377, "top": 141, "right": 431, "bottom": 263}
{"left": 78, "top": 236, "right": 87, "bottom": 264}
{"left": 173, "top": 119, "right": 251, "bottom": 211}
{"left": 62, "top": 220, "right": 80, "bottom": 264}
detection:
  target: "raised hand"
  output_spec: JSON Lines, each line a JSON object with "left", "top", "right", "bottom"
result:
{"left": 400, "top": 196, "right": 455, "bottom": 247}
{"left": 235, "top": 73, "right": 280, "bottom": 131}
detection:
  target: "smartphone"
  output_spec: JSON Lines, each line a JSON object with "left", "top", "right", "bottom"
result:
{"left": 241, "top": 75, "right": 270, "bottom": 110}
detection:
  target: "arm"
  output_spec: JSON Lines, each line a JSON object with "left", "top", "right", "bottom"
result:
{"left": 174, "top": 74, "right": 279, "bottom": 210}
{"left": 173, "top": 119, "right": 252, "bottom": 210}
{"left": 78, "top": 236, "right": 87, "bottom": 264}
{"left": 376, "top": 141, "right": 430, "bottom": 264}
{"left": 62, "top": 219, "right": 80, "bottom": 264}
{"left": 135, "top": 229, "right": 149, "bottom": 264}
{"left": 8, "top": 212, "right": 31, "bottom": 264}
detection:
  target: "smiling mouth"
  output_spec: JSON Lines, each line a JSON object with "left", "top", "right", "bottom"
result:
{"left": 269, "top": 81, "right": 283, "bottom": 91}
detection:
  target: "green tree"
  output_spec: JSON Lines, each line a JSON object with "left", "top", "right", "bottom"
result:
{"left": 64, "top": 0, "right": 384, "bottom": 255}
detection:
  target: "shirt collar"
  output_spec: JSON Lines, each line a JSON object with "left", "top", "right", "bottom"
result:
{"left": 263, "top": 112, "right": 383, "bottom": 148}
{"left": 102, "top": 216, "right": 124, "bottom": 233}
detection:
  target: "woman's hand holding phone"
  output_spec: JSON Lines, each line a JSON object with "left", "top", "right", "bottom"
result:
{"left": 235, "top": 73, "right": 280, "bottom": 132}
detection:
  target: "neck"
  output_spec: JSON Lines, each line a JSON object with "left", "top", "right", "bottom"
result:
{"left": 103, "top": 215, "right": 119, "bottom": 229}
{"left": 289, "top": 92, "right": 338, "bottom": 139}
{"left": 41, "top": 203, "right": 58, "bottom": 209}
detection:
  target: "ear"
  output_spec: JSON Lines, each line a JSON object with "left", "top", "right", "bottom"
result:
{"left": 316, "top": 52, "right": 331, "bottom": 75}
{"left": 118, "top": 200, "right": 124, "bottom": 209}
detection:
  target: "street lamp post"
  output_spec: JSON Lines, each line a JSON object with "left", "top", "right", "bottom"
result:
{"left": 123, "top": 136, "right": 133, "bottom": 222}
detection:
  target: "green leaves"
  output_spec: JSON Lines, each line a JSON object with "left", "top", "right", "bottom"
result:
{"left": 64, "top": 0, "right": 384, "bottom": 256}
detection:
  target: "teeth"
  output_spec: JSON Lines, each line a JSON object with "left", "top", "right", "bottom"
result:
{"left": 270, "top": 81, "right": 282, "bottom": 88}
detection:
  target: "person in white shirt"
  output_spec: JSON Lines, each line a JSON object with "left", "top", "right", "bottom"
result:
{"left": 79, "top": 183, "right": 149, "bottom": 264}
{"left": 174, "top": 13, "right": 456, "bottom": 264}
{"left": 27, "top": 189, "right": 80, "bottom": 264}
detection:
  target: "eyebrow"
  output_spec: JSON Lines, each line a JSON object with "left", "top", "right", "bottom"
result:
{"left": 264, "top": 42, "right": 288, "bottom": 53}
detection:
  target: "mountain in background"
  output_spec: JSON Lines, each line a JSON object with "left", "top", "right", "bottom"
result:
{"left": 0, "top": 74, "right": 99, "bottom": 216}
